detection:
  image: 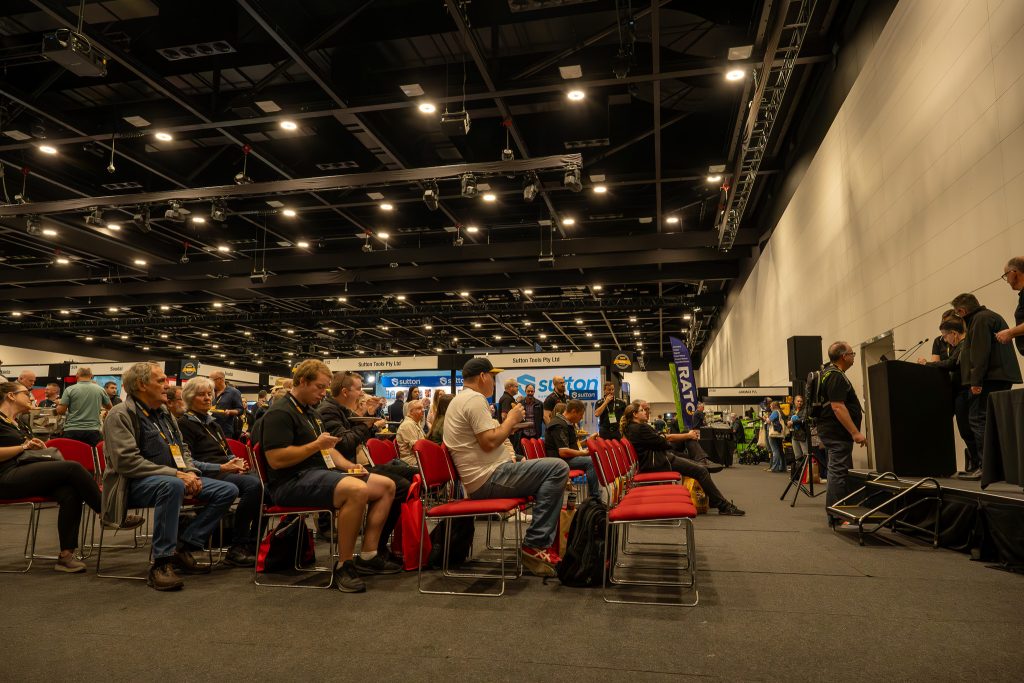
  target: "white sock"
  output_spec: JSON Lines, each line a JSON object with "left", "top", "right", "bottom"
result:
{"left": 359, "top": 550, "right": 378, "bottom": 561}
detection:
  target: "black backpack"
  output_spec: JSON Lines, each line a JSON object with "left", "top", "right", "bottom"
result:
{"left": 557, "top": 498, "right": 609, "bottom": 588}
{"left": 428, "top": 517, "right": 475, "bottom": 569}
{"left": 805, "top": 366, "right": 849, "bottom": 421}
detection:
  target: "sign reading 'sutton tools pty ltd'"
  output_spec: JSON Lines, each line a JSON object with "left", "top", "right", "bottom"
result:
{"left": 487, "top": 351, "right": 601, "bottom": 367}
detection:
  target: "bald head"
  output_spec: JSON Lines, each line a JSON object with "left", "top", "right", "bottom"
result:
{"left": 17, "top": 371, "right": 35, "bottom": 389}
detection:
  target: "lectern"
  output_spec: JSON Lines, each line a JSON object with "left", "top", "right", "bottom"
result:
{"left": 868, "top": 360, "right": 956, "bottom": 477}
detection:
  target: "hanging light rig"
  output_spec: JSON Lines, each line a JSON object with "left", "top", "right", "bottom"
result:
{"left": 235, "top": 144, "right": 253, "bottom": 185}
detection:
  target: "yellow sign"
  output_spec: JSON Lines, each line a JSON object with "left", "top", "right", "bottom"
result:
{"left": 612, "top": 354, "right": 632, "bottom": 370}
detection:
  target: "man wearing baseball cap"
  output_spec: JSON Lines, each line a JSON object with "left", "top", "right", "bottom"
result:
{"left": 444, "top": 357, "right": 569, "bottom": 576}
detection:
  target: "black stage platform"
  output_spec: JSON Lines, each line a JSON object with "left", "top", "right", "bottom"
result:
{"left": 849, "top": 469, "right": 1024, "bottom": 573}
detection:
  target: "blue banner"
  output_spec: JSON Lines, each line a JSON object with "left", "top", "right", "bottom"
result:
{"left": 669, "top": 336, "right": 698, "bottom": 430}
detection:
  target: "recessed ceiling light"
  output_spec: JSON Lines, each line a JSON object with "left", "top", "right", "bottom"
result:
{"left": 482, "top": 193, "right": 496, "bottom": 202}
{"left": 175, "top": 345, "right": 182, "bottom": 350}
{"left": 493, "top": 334, "right": 502, "bottom": 340}
{"left": 523, "top": 289, "right": 533, "bottom": 295}
{"left": 211, "top": 344, "right": 220, "bottom": 349}
{"left": 592, "top": 185, "right": 607, "bottom": 194}
{"left": 465, "top": 226, "right": 479, "bottom": 233}
{"left": 378, "top": 231, "right": 389, "bottom": 239}
{"left": 459, "top": 291, "right": 469, "bottom": 297}
{"left": 244, "top": 331, "right": 252, "bottom": 336}
{"left": 379, "top": 203, "right": 393, "bottom": 211}
{"left": 212, "top": 302, "right": 223, "bottom": 308}
{"left": 286, "top": 329, "right": 295, "bottom": 334}
{"left": 683, "top": 313, "right": 693, "bottom": 320}
{"left": 524, "top": 320, "right": 532, "bottom": 327}
{"left": 424, "top": 324, "right": 433, "bottom": 330}
{"left": 201, "top": 332, "right": 209, "bottom": 337}
{"left": 357, "top": 350, "right": 365, "bottom": 355}
{"left": 282, "top": 208, "right": 297, "bottom": 217}
{"left": 562, "top": 217, "right": 575, "bottom": 226}
{"left": 217, "top": 245, "right": 230, "bottom": 252}
{"left": 552, "top": 343, "right": 559, "bottom": 348}
{"left": 160, "top": 305, "right": 170, "bottom": 311}
{"left": 120, "top": 334, "right": 129, "bottom": 340}
{"left": 666, "top": 216, "right": 680, "bottom": 224}
{"left": 575, "top": 319, "right": 583, "bottom": 324}
{"left": 725, "top": 69, "right": 746, "bottom": 81}
{"left": 38, "top": 144, "right": 58, "bottom": 155}
{"left": 326, "top": 328, "right": 335, "bottom": 333}
{"left": 154, "top": 131, "right": 173, "bottom": 141}
{"left": 633, "top": 330, "right": 640, "bottom": 336}
{"left": 279, "top": 120, "right": 298, "bottom": 131}
{"left": 472, "top": 322, "right": 481, "bottom": 328}
{"left": 192, "top": 216, "right": 206, "bottom": 224}
{"left": 42, "top": 228, "right": 58, "bottom": 236}
{"left": 85, "top": 336, "right": 93, "bottom": 341}
{"left": 296, "top": 241, "right": 309, "bottom": 248}
{"left": 629, "top": 316, "right": 637, "bottom": 322}
{"left": 11, "top": 311, "right": 22, "bottom": 317}
{"left": 108, "top": 306, "right": 119, "bottom": 312}
{"left": 567, "top": 89, "right": 585, "bottom": 101}
{"left": 585, "top": 332, "right": 593, "bottom": 337}
{"left": 55, "top": 256, "right": 69, "bottom": 264}
{"left": 539, "top": 333, "right": 547, "bottom": 339}
{"left": 337, "top": 296, "right": 347, "bottom": 303}
{"left": 418, "top": 102, "right": 436, "bottom": 114}
{"left": 59, "top": 309, "right": 70, "bottom": 314}
{"left": 380, "top": 325, "right": 389, "bottom": 330}
{"left": 160, "top": 333, "right": 168, "bottom": 338}
{"left": 706, "top": 174, "right": 723, "bottom": 183}
{"left": 593, "top": 284, "right": 603, "bottom": 290}
{"left": 594, "top": 343, "right": 600, "bottom": 348}
{"left": 133, "top": 259, "right": 147, "bottom": 265}
{"left": 106, "top": 222, "right": 121, "bottom": 230}
{"left": 396, "top": 294, "right": 406, "bottom": 301}
{"left": 142, "top": 346, "right": 150, "bottom": 351}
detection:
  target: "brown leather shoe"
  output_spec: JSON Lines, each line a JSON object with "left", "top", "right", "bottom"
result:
{"left": 119, "top": 514, "right": 146, "bottom": 531}
{"left": 147, "top": 562, "right": 184, "bottom": 591}
{"left": 172, "top": 548, "right": 210, "bottom": 575}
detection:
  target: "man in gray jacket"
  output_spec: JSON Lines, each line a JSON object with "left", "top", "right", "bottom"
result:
{"left": 102, "top": 361, "right": 238, "bottom": 591}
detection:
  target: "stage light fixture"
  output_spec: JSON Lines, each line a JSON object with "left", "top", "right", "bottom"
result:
{"left": 460, "top": 173, "right": 478, "bottom": 198}
{"left": 85, "top": 207, "right": 104, "bottom": 227}
{"left": 133, "top": 206, "right": 151, "bottom": 233}
{"left": 522, "top": 174, "right": 539, "bottom": 202}
{"left": 210, "top": 199, "right": 227, "bottom": 222}
{"left": 563, "top": 164, "right": 582, "bottom": 192}
{"left": 164, "top": 201, "right": 184, "bottom": 222}
{"left": 26, "top": 217, "right": 42, "bottom": 236}
{"left": 422, "top": 181, "right": 440, "bottom": 211}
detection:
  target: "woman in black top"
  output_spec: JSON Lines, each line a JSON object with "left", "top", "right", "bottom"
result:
{"left": 620, "top": 400, "right": 745, "bottom": 516}
{"left": 0, "top": 381, "right": 130, "bottom": 572}
{"left": 920, "top": 316, "right": 979, "bottom": 475}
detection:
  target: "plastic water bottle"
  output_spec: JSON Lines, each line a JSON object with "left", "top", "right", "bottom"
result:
{"left": 566, "top": 492, "right": 577, "bottom": 510}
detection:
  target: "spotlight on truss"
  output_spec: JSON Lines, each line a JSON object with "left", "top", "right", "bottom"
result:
{"left": 563, "top": 164, "right": 582, "bottom": 193}
{"left": 460, "top": 173, "right": 478, "bottom": 199}
{"left": 422, "top": 181, "right": 440, "bottom": 211}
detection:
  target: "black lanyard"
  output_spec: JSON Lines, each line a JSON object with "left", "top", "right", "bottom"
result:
{"left": 0, "top": 411, "right": 30, "bottom": 439}
{"left": 285, "top": 393, "right": 324, "bottom": 439}
{"left": 187, "top": 411, "right": 230, "bottom": 457}
{"left": 138, "top": 406, "right": 181, "bottom": 447}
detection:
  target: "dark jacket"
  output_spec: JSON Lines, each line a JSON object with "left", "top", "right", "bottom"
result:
{"left": 386, "top": 399, "right": 404, "bottom": 423}
{"left": 316, "top": 396, "right": 373, "bottom": 461}
{"left": 927, "top": 341, "right": 964, "bottom": 390}
{"left": 960, "top": 307, "right": 1023, "bottom": 386}
{"left": 623, "top": 421, "right": 676, "bottom": 471}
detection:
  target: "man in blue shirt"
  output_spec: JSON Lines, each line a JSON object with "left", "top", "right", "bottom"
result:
{"left": 210, "top": 370, "right": 244, "bottom": 439}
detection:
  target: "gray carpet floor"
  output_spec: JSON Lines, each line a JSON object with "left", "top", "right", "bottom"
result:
{"left": 2, "top": 464, "right": 1021, "bottom": 682}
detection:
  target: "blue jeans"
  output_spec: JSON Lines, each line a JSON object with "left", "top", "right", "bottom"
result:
{"left": 821, "top": 438, "right": 854, "bottom": 523}
{"left": 768, "top": 437, "right": 785, "bottom": 471}
{"left": 563, "top": 455, "right": 601, "bottom": 501}
{"left": 127, "top": 475, "right": 238, "bottom": 560}
{"left": 470, "top": 458, "right": 569, "bottom": 549}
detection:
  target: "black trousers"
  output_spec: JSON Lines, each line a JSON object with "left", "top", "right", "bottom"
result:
{"left": 61, "top": 430, "right": 102, "bottom": 447}
{"left": 641, "top": 455, "right": 729, "bottom": 510}
{"left": 952, "top": 388, "right": 979, "bottom": 471}
{"left": 0, "top": 461, "right": 101, "bottom": 551}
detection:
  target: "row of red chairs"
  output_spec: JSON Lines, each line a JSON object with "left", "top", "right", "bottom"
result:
{"left": 586, "top": 437, "right": 699, "bottom": 606}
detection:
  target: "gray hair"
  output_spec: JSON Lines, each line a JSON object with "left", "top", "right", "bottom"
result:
{"left": 404, "top": 399, "right": 423, "bottom": 418}
{"left": 827, "top": 341, "right": 850, "bottom": 362}
{"left": 182, "top": 376, "right": 214, "bottom": 406}
{"left": 951, "top": 292, "right": 980, "bottom": 313}
{"left": 1007, "top": 256, "right": 1024, "bottom": 272}
{"left": 123, "top": 361, "right": 160, "bottom": 396}
{"left": 76, "top": 366, "right": 93, "bottom": 379}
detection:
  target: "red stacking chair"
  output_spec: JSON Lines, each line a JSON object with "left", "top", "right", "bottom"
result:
{"left": 413, "top": 438, "right": 526, "bottom": 597}
{"left": 619, "top": 437, "right": 683, "bottom": 486}
{"left": 225, "top": 438, "right": 252, "bottom": 466}
{"left": 0, "top": 490, "right": 57, "bottom": 573}
{"left": 47, "top": 438, "right": 100, "bottom": 556}
{"left": 366, "top": 438, "right": 398, "bottom": 466}
{"left": 250, "top": 445, "right": 336, "bottom": 589}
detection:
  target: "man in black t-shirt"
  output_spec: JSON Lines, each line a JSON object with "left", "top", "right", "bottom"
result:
{"left": 497, "top": 378, "right": 522, "bottom": 454}
{"left": 816, "top": 341, "right": 866, "bottom": 526}
{"left": 257, "top": 360, "right": 399, "bottom": 593}
{"left": 594, "top": 381, "right": 627, "bottom": 439}
{"left": 542, "top": 376, "right": 568, "bottom": 426}
{"left": 995, "top": 256, "right": 1024, "bottom": 356}
{"left": 543, "top": 399, "right": 600, "bottom": 500}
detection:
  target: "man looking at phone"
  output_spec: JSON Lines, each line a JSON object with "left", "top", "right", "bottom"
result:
{"left": 257, "top": 360, "right": 399, "bottom": 593}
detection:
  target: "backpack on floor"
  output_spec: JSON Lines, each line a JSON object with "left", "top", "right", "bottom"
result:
{"left": 256, "top": 515, "right": 316, "bottom": 572}
{"left": 557, "top": 498, "right": 608, "bottom": 588}
{"left": 428, "top": 516, "right": 475, "bottom": 569}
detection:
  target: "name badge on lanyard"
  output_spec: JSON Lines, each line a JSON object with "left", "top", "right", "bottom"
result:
{"left": 321, "top": 449, "right": 336, "bottom": 469}
{"left": 169, "top": 444, "right": 187, "bottom": 469}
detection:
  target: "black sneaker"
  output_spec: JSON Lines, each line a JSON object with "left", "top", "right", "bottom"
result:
{"left": 353, "top": 553, "right": 403, "bottom": 575}
{"left": 334, "top": 561, "right": 367, "bottom": 593}
{"left": 224, "top": 545, "right": 256, "bottom": 568}
{"left": 148, "top": 561, "right": 184, "bottom": 591}
{"left": 717, "top": 502, "right": 746, "bottom": 516}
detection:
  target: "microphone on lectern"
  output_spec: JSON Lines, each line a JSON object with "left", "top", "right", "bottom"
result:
{"left": 895, "top": 338, "right": 929, "bottom": 362}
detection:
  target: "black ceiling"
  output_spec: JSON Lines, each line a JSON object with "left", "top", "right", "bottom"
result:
{"left": 0, "top": 0, "right": 864, "bottom": 374}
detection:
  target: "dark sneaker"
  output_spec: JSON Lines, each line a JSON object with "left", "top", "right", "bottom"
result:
{"left": 147, "top": 562, "right": 184, "bottom": 591}
{"left": 521, "top": 546, "right": 559, "bottom": 577}
{"left": 224, "top": 545, "right": 256, "bottom": 568}
{"left": 957, "top": 469, "right": 982, "bottom": 481}
{"left": 353, "top": 553, "right": 402, "bottom": 575}
{"left": 334, "top": 561, "right": 367, "bottom": 593}
{"left": 717, "top": 502, "right": 746, "bottom": 516}
{"left": 172, "top": 548, "right": 210, "bottom": 575}
{"left": 119, "top": 514, "right": 146, "bottom": 531}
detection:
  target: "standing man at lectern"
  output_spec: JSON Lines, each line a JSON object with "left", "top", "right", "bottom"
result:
{"left": 952, "top": 292, "right": 1022, "bottom": 480}
{"left": 995, "top": 257, "right": 1024, "bottom": 357}
{"left": 817, "top": 342, "right": 866, "bottom": 527}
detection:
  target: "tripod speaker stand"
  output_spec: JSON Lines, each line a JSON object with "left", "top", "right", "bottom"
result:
{"left": 779, "top": 440, "right": 825, "bottom": 506}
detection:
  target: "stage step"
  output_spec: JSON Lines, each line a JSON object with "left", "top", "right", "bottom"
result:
{"left": 827, "top": 472, "right": 944, "bottom": 547}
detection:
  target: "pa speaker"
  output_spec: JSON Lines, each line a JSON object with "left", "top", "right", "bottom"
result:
{"left": 787, "top": 336, "right": 822, "bottom": 382}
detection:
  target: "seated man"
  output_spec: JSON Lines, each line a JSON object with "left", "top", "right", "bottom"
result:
{"left": 102, "top": 362, "right": 239, "bottom": 592}
{"left": 318, "top": 371, "right": 414, "bottom": 560}
{"left": 444, "top": 358, "right": 569, "bottom": 577}
{"left": 395, "top": 399, "right": 426, "bottom": 468}
{"left": 543, "top": 399, "right": 601, "bottom": 501}
{"left": 177, "top": 376, "right": 261, "bottom": 567}
{"left": 257, "top": 360, "right": 399, "bottom": 594}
